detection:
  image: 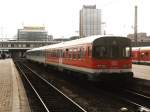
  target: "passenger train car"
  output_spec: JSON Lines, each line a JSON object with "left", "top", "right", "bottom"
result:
{"left": 132, "top": 46, "right": 150, "bottom": 64}
{"left": 26, "top": 35, "right": 133, "bottom": 81}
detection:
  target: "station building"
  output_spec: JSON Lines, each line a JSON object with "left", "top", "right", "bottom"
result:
{"left": 17, "top": 26, "right": 48, "bottom": 41}
{"left": 0, "top": 26, "right": 58, "bottom": 58}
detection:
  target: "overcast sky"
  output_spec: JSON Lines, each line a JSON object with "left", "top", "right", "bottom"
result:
{"left": 0, "top": 0, "right": 149, "bottom": 38}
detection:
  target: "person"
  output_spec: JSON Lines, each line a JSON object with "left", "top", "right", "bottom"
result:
{"left": 1, "top": 53, "right": 6, "bottom": 59}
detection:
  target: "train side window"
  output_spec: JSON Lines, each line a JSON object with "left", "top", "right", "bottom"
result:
{"left": 81, "top": 48, "right": 84, "bottom": 58}
{"left": 73, "top": 49, "right": 75, "bottom": 59}
{"left": 56, "top": 50, "right": 58, "bottom": 57}
{"left": 66, "top": 49, "right": 69, "bottom": 58}
{"left": 69, "top": 49, "right": 72, "bottom": 59}
{"left": 87, "top": 46, "right": 92, "bottom": 57}
{"left": 51, "top": 50, "right": 52, "bottom": 57}
{"left": 84, "top": 48, "right": 86, "bottom": 57}
{"left": 57, "top": 50, "right": 59, "bottom": 57}
{"left": 52, "top": 50, "right": 54, "bottom": 57}
{"left": 76, "top": 49, "right": 78, "bottom": 59}
{"left": 69, "top": 49, "right": 71, "bottom": 59}
{"left": 57, "top": 50, "right": 58, "bottom": 57}
{"left": 73, "top": 48, "right": 77, "bottom": 59}
{"left": 54, "top": 50, "right": 55, "bottom": 57}
{"left": 53, "top": 50, "right": 55, "bottom": 57}
{"left": 78, "top": 48, "right": 82, "bottom": 59}
{"left": 62, "top": 50, "right": 65, "bottom": 58}
{"left": 54, "top": 50, "right": 56, "bottom": 57}
{"left": 87, "top": 47, "right": 90, "bottom": 56}
{"left": 58, "top": 50, "right": 60, "bottom": 57}
{"left": 76, "top": 48, "right": 80, "bottom": 59}
{"left": 82, "top": 48, "right": 86, "bottom": 58}
{"left": 50, "top": 50, "right": 52, "bottom": 57}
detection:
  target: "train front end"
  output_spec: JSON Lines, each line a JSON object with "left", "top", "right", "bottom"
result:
{"left": 91, "top": 36, "right": 133, "bottom": 81}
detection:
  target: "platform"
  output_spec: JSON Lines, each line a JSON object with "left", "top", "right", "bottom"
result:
{"left": 0, "top": 59, "right": 30, "bottom": 112}
{"left": 132, "top": 64, "right": 150, "bottom": 80}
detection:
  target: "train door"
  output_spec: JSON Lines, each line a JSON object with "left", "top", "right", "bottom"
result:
{"left": 58, "top": 49, "right": 63, "bottom": 71}
{"left": 59, "top": 49, "right": 63, "bottom": 65}
{"left": 138, "top": 48, "right": 141, "bottom": 62}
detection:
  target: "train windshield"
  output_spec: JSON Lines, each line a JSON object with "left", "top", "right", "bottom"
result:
{"left": 93, "top": 37, "right": 131, "bottom": 59}
{"left": 93, "top": 46, "right": 131, "bottom": 59}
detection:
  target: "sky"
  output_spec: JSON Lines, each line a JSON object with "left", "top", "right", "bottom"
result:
{"left": 0, "top": 0, "right": 150, "bottom": 39}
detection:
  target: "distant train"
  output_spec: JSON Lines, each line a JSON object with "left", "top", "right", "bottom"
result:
{"left": 26, "top": 35, "right": 133, "bottom": 81}
{"left": 132, "top": 46, "right": 150, "bottom": 64}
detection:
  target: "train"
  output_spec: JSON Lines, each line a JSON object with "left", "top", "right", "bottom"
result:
{"left": 132, "top": 46, "right": 150, "bottom": 64}
{"left": 26, "top": 35, "right": 133, "bottom": 81}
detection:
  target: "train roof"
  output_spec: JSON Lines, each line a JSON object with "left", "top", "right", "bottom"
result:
{"left": 45, "top": 35, "right": 102, "bottom": 49}
{"left": 27, "top": 35, "right": 127, "bottom": 52}
{"left": 26, "top": 45, "right": 48, "bottom": 52}
{"left": 132, "top": 46, "right": 150, "bottom": 51}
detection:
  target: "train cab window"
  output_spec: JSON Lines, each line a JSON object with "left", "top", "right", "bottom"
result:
{"left": 123, "top": 47, "right": 131, "bottom": 58}
{"left": 94, "top": 46, "right": 107, "bottom": 58}
{"left": 111, "top": 46, "right": 119, "bottom": 58}
{"left": 93, "top": 45, "right": 131, "bottom": 59}
{"left": 109, "top": 46, "right": 131, "bottom": 58}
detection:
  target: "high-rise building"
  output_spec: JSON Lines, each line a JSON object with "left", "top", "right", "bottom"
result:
{"left": 79, "top": 5, "right": 102, "bottom": 37}
{"left": 18, "top": 26, "right": 48, "bottom": 41}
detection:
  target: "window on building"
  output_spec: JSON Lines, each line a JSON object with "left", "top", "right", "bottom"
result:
{"left": 26, "top": 44, "right": 30, "bottom": 47}
{"left": 11, "top": 44, "right": 14, "bottom": 47}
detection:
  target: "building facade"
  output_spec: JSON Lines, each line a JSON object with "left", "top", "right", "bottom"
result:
{"left": 127, "top": 33, "right": 150, "bottom": 42}
{"left": 127, "top": 33, "right": 150, "bottom": 47}
{"left": 18, "top": 26, "right": 48, "bottom": 41}
{"left": 79, "top": 5, "right": 102, "bottom": 37}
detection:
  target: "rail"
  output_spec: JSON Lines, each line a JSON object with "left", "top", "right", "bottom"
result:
{"left": 15, "top": 60, "right": 87, "bottom": 112}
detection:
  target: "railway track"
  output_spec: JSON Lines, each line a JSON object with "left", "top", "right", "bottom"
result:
{"left": 119, "top": 89, "right": 150, "bottom": 112}
{"left": 14, "top": 60, "right": 87, "bottom": 112}
{"left": 15, "top": 59, "right": 150, "bottom": 112}
{"left": 101, "top": 86, "right": 150, "bottom": 112}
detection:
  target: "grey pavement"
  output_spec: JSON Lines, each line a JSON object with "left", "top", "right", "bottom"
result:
{"left": 0, "top": 59, "right": 30, "bottom": 112}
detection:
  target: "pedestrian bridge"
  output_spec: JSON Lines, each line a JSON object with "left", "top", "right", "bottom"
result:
{"left": 0, "top": 40, "right": 59, "bottom": 50}
{"left": 0, "top": 40, "right": 59, "bottom": 58}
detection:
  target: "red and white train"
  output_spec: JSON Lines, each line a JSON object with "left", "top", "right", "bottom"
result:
{"left": 26, "top": 35, "right": 133, "bottom": 81}
{"left": 132, "top": 46, "right": 150, "bottom": 64}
